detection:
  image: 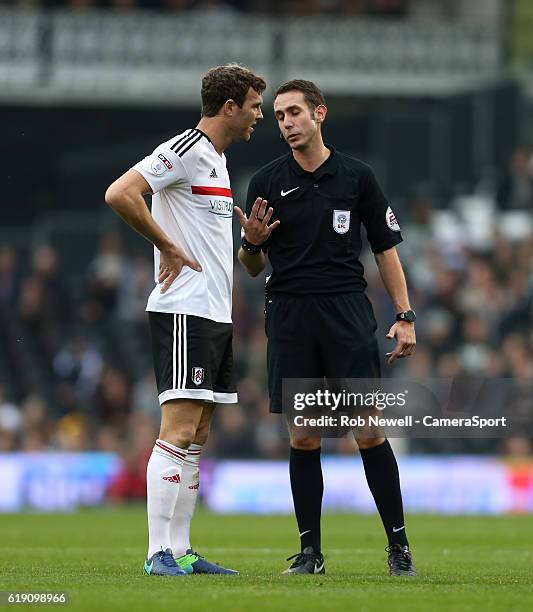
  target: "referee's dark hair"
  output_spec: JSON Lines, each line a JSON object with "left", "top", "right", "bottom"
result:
{"left": 201, "top": 64, "right": 266, "bottom": 117}
{"left": 275, "top": 79, "right": 326, "bottom": 112}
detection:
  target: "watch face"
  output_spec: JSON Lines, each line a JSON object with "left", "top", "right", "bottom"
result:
{"left": 398, "top": 310, "right": 416, "bottom": 323}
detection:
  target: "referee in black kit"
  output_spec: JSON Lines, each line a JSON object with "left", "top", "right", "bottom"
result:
{"left": 235, "top": 80, "right": 417, "bottom": 576}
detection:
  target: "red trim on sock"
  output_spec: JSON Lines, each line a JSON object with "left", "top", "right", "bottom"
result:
{"left": 155, "top": 441, "right": 186, "bottom": 460}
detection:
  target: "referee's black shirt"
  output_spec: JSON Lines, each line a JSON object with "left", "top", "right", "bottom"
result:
{"left": 246, "top": 146, "right": 403, "bottom": 295}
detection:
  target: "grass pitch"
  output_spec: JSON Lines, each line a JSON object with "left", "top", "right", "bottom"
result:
{"left": 1, "top": 507, "right": 532, "bottom": 612}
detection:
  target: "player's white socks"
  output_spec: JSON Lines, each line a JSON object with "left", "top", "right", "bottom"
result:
{"left": 170, "top": 443, "right": 202, "bottom": 557}
{"left": 146, "top": 438, "right": 188, "bottom": 559}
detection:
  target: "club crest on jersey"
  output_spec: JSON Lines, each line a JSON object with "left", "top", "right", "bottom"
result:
{"left": 333, "top": 210, "right": 351, "bottom": 234}
{"left": 386, "top": 206, "right": 401, "bottom": 232}
{"left": 192, "top": 367, "right": 204, "bottom": 386}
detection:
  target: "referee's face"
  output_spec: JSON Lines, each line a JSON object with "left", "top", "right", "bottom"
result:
{"left": 274, "top": 91, "right": 324, "bottom": 151}
{"left": 231, "top": 87, "right": 263, "bottom": 143}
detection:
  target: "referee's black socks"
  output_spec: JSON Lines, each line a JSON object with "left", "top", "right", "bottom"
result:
{"left": 359, "top": 439, "right": 409, "bottom": 548}
{"left": 289, "top": 446, "right": 323, "bottom": 553}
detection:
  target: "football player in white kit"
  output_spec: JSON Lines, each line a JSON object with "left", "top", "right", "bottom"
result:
{"left": 105, "top": 64, "right": 266, "bottom": 576}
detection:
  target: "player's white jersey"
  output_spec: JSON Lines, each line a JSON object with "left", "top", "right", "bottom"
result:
{"left": 133, "top": 128, "right": 234, "bottom": 323}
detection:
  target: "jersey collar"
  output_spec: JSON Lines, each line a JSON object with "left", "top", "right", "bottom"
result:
{"left": 288, "top": 145, "right": 338, "bottom": 179}
{"left": 194, "top": 127, "right": 225, "bottom": 160}
{"left": 195, "top": 128, "right": 213, "bottom": 144}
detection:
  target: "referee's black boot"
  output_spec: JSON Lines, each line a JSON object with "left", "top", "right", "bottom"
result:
{"left": 386, "top": 544, "right": 417, "bottom": 576}
{"left": 282, "top": 547, "right": 325, "bottom": 575}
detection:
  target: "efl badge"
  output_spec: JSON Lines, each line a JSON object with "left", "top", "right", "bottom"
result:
{"left": 333, "top": 210, "right": 350, "bottom": 234}
{"left": 192, "top": 367, "right": 204, "bottom": 386}
{"left": 386, "top": 206, "right": 401, "bottom": 232}
{"left": 150, "top": 157, "right": 166, "bottom": 175}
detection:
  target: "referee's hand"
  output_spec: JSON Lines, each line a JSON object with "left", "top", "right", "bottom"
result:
{"left": 385, "top": 321, "right": 416, "bottom": 364}
{"left": 234, "top": 197, "right": 280, "bottom": 246}
{"left": 158, "top": 244, "right": 202, "bottom": 293}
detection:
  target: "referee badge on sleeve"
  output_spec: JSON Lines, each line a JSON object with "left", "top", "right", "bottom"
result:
{"left": 333, "top": 210, "right": 351, "bottom": 234}
{"left": 386, "top": 206, "right": 401, "bottom": 232}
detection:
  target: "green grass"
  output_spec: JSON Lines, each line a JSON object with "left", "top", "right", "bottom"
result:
{"left": 1, "top": 508, "right": 532, "bottom": 612}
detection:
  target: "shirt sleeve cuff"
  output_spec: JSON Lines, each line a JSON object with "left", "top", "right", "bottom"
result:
{"left": 132, "top": 165, "right": 157, "bottom": 193}
{"left": 370, "top": 234, "right": 403, "bottom": 253}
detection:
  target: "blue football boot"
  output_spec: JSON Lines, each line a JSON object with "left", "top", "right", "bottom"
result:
{"left": 175, "top": 549, "right": 239, "bottom": 575}
{"left": 144, "top": 548, "right": 187, "bottom": 576}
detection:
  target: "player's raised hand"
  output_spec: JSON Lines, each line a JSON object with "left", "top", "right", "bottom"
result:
{"left": 234, "top": 197, "right": 280, "bottom": 246}
{"left": 158, "top": 244, "right": 202, "bottom": 293}
{"left": 385, "top": 321, "right": 416, "bottom": 364}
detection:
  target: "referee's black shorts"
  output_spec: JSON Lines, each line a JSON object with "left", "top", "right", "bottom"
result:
{"left": 265, "top": 292, "right": 381, "bottom": 413}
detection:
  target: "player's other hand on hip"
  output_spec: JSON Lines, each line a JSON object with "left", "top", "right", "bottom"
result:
{"left": 385, "top": 321, "right": 416, "bottom": 364}
{"left": 158, "top": 244, "right": 202, "bottom": 293}
{"left": 234, "top": 197, "right": 281, "bottom": 246}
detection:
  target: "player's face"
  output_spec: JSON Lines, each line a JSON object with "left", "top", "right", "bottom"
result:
{"left": 274, "top": 91, "right": 325, "bottom": 151}
{"left": 232, "top": 87, "right": 263, "bottom": 142}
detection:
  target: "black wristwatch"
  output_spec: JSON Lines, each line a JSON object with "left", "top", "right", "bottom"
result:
{"left": 241, "top": 236, "right": 263, "bottom": 255}
{"left": 396, "top": 310, "right": 416, "bottom": 323}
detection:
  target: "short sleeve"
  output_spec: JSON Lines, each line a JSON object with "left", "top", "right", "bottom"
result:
{"left": 132, "top": 146, "right": 188, "bottom": 193}
{"left": 359, "top": 165, "right": 403, "bottom": 253}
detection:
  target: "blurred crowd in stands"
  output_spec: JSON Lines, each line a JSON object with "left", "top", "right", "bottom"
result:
{"left": 0, "top": 0, "right": 497, "bottom": 20}
{"left": 0, "top": 0, "right": 408, "bottom": 14}
{"left": 0, "top": 146, "right": 532, "bottom": 500}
